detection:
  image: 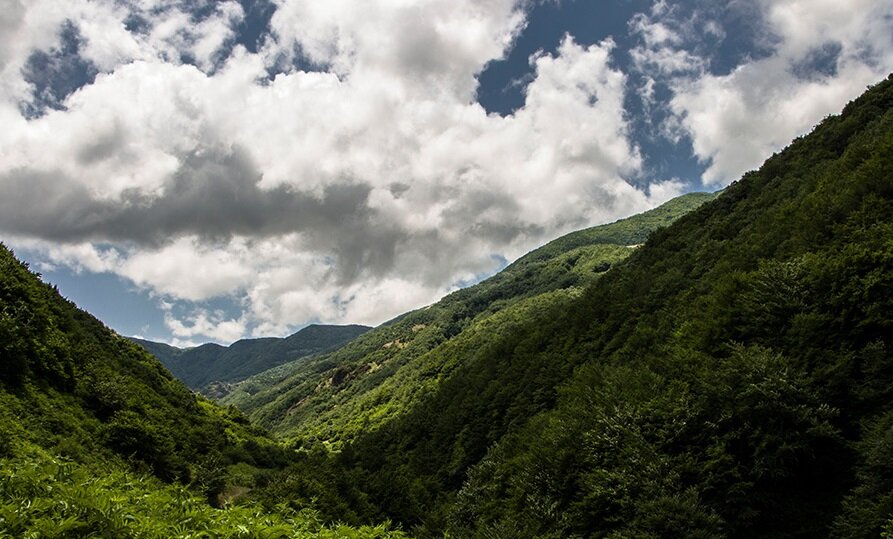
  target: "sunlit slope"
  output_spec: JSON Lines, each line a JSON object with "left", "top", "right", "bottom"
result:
{"left": 0, "top": 243, "right": 286, "bottom": 484}
{"left": 222, "top": 191, "right": 716, "bottom": 445}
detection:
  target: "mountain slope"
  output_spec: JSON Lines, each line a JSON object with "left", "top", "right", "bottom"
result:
{"left": 0, "top": 244, "right": 286, "bottom": 483}
{"left": 327, "top": 74, "right": 893, "bottom": 537}
{"left": 0, "top": 244, "right": 405, "bottom": 537}
{"left": 222, "top": 191, "right": 716, "bottom": 446}
{"left": 132, "top": 324, "right": 371, "bottom": 394}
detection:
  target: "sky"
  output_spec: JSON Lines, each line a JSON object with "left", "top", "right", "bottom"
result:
{"left": 2, "top": 0, "right": 892, "bottom": 346}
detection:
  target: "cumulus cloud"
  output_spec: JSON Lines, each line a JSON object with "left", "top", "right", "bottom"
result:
{"left": 631, "top": 0, "right": 893, "bottom": 186}
{"left": 0, "top": 0, "right": 26, "bottom": 70}
{"left": 670, "top": 60, "right": 884, "bottom": 185}
{"left": 0, "top": 146, "right": 378, "bottom": 256}
{"left": 1, "top": 0, "right": 688, "bottom": 341}
{"left": 162, "top": 305, "right": 248, "bottom": 348}
{"left": 268, "top": 0, "right": 525, "bottom": 99}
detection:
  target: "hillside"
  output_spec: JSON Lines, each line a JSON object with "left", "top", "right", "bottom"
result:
{"left": 132, "top": 324, "right": 370, "bottom": 395}
{"left": 311, "top": 74, "right": 893, "bottom": 537}
{"left": 221, "top": 191, "right": 716, "bottom": 446}
{"left": 0, "top": 244, "right": 406, "bottom": 537}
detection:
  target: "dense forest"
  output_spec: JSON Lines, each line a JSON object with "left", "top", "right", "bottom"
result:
{"left": 329, "top": 75, "right": 893, "bottom": 537}
{"left": 2, "top": 74, "right": 893, "bottom": 537}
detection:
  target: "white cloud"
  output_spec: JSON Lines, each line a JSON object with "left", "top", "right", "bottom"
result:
{"left": 119, "top": 238, "right": 254, "bottom": 302}
{"left": 632, "top": 0, "right": 893, "bottom": 186}
{"left": 163, "top": 306, "right": 248, "bottom": 346}
{"left": 0, "top": 0, "right": 26, "bottom": 70}
{"left": 268, "top": 0, "right": 525, "bottom": 99}
{"left": 761, "top": 0, "right": 893, "bottom": 61}
{"left": 11, "top": 239, "right": 122, "bottom": 274}
{"left": 670, "top": 60, "right": 883, "bottom": 186}
{"left": 141, "top": 1, "right": 245, "bottom": 72}
{"left": 1, "top": 0, "right": 687, "bottom": 342}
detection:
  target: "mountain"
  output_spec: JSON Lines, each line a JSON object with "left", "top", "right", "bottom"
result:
{"left": 0, "top": 243, "right": 407, "bottom": 537}
{"left": 219, "top": 192, "right": 715, "bottom": 444}
{"left": 365, "top": 76, "right": 893, "bottom": 536}
{"left": 238, "top": 75, "right": 893, "bottom": 538}
{"left": 132, "top": 324, "right": 371, "bottom": 395}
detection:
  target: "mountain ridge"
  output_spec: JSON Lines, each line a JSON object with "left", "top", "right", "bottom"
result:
{"left": 131, "top": 323, "right": 371, "bottom": 395}
{"left": 221, "top": 191, "right": 718, "bottom": 445}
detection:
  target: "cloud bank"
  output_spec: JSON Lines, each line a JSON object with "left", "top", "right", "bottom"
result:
{"left": 2, "top": 0, "right": 662, "bottom": 338}
{"left": 2, "top": 0, "right": 891, "bottom": 341}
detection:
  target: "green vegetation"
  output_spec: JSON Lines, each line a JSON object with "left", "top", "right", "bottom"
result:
{"left": 0, "top": 444, "right": 406, "bottom": 538}
{"left": 0, "top": 243, "right": 402, "bottom": 536}
{"left": 0, "top": 242, "right": 289, "bottom": 487}
{"left": 223, "top": 192, "right": 715, "bottom": 449}
{"left": 132, "top": 324, "right": 370, "bottom": 395}
{"left": 325, "top": 74, "right": 893, "bottom": 537}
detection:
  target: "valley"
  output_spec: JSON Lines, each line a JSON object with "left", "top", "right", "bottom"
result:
{"left": 2, "top": 74, "right": 893, "bottom": 537}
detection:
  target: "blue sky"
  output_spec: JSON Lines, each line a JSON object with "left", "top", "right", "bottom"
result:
{"left": 2, "top": 0, "right": 892, "bottom": 345}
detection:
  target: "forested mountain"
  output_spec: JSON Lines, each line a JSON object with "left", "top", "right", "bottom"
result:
{"left": 229, "top": 75, "right": 893, "bottom": 538}
{"left": 0, "top": 244, "right": 405, "bottom": 537}
{"left": 317, "top": 75, "right": 893, "bottom": 537}
{"left": 131, "top": 324, "right": 370, "bottom": 396}
{"left": 221, "top": 192, "right": 716, "bottom": 446}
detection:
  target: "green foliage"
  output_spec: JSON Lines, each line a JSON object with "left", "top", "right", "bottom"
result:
{"left": 0, "top": 448, "right": 407, "bottom": 539}
{"left": 449, "top": 345, "right": 840, "bottom": 537}
{"left": 103, "top": 410, "right": 181, "bottom": 481}
{"left": 279, "top": 75, "right": 893, "bottom": 537}
{"left": 832, "top": 409, "right": 893, "bottom": 538}
{"left": 224, "top": 192, "right": 714, "bottom": 449}
{"left": 0, "top": 243, "right": 291, "bottom": 482}
{"left": 0, "top": 253, "right": 75, "bottom": 390}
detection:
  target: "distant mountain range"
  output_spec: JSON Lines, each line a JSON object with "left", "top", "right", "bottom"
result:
{"left": 130, "top": 324, "right": 370, "bottom": 395}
